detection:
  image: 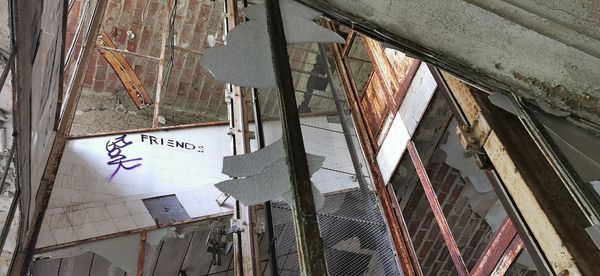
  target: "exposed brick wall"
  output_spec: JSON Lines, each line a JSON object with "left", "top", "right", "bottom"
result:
{"left": 66, "top": 0, "right": 229, "bottom": 120}
{"left": 402, "top": 161, "right": 492, "bottom": 275}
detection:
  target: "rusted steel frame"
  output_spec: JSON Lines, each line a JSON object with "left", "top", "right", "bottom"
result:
{"left": 471, "top": 217, "right": 518, "bottom": 276}
{"left": 320, "top": 43, "right": 401, "bottom": 275}
{"left": 223, "top": 0, "right": 260, "bottom": 274}
{"left": 96, "top": 45, "right": 160, "bottom": 61}
{"left": 0, "top": 46, "right": 16, "bottom": 95}
{"left": 324, "top": 19, "right": 419, "bottom": 275}
{"left": 361, "top": 36, "right": 399, "bottom": 100}
{"left": 392, "top": 60, "right": 421, "bottom": 107}
{"left": 341, "top": 30, "right": 356, "bottom": 58}
{"left": 266, "top": 0, "right": 327, "bottom": 274}
{"left": 407, "top": 140, "right": 469, "bottom": 275}
{"left": 435, "top": 70, "right": 551, "bottom": 274}
{"left": 492, "top": 235, "right": 525, "bottom": 274}
{"left": 137, "top": 230, "right": 147, "bottom": 276}
{"left": 386, "top": 184, "right": 424, "bottom": 276}
{"left": 151, "top": 0, "right": 172, "bottom": 128}
{"left": 8, "top": 1, "right": 109, "bottom": 275}
{"left": 427, "top": 64, "right": 470, "bottom": 127}
{"left": 69, "top": 120, "right": 230, "bottom": 140}
{"left": 36, "top": 211, "right": 232, "bottom": 253}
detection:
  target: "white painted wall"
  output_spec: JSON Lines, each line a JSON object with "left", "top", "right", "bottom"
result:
{"left": 39, "top": 116, "right": 364, "bottom": 248}
{"left": 377, "top": 63, "right": 437, "bottom": 184}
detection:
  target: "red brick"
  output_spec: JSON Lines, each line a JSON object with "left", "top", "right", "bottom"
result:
{"left": 114, "top": 27, "right": 127, "bottom": 46}
{"left": 449, "top": 184, "right": 463, "bottom": 202}
{"left": 123, "top": 0, "right": 136, "bottom": 13}
{"left": 93, "top": 80, "right": 105, "bottom": 92}
{"left": 69, "top": 0, "right": 81, "bottom": 16}
{"left": 441, "top": 172, "right": 458, "bottom": 192}
{"left": 433, "top": 163, "right": 450, "bottom": 182}
{"left": 95, "top": 64, "right": 108, "bottom": 81}
{"left": 177, "top": 82, "right": 191, "bottom": 96}
{"left": 147, "top": 2, "right": 160, "bottom": 17}
{"left": 127, "top": 39, "right": 138, "bottom": 52}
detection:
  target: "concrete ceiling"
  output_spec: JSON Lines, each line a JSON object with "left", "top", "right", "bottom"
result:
{"left": 298, "top": 0, "right": 600, "bottom": 127}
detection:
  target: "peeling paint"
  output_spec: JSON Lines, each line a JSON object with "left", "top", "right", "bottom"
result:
{"left": 512, "top": 71, "right": 600, "bottom": 115}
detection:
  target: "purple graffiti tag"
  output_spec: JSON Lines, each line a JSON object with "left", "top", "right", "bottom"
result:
{"left": 106, "top": 134, "right": 142, "bottom": 181}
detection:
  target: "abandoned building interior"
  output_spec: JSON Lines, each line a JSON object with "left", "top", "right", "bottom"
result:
{"left": 0, "top": 0, "right": 599, "bottom": 275}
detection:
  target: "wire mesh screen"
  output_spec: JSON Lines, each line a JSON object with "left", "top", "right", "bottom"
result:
{"left": 256, "top": 43, "right": 402, "bottom": 276}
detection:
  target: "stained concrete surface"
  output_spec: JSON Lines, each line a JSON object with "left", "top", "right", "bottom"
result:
{"left": 299, "top": 0, "right": 600, "bottom": 125}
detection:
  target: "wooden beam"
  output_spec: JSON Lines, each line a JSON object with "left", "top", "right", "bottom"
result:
{"left": 9, "top": 0, "right": 109, "bottom": 275}
{"left": 151, "top": 0, "right": 172, "bottom": 128}
{"left": 96, "top": 33, "right": 153, "bottom": 109}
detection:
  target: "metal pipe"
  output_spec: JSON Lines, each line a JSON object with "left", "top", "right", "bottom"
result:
{"left": 95, "top": 45, "right": 160, "bottom": 61}
{"left": 251, "top": 88, "right": 279, "bottom": 276}
{"left": 151, "top": 0, "right": 173, "bottom": 128}
{"left": 407, "top": 140, "right": 469, "bottom": 275}
{"left": 264, "top": 0, "right": 327, "bottom": 274}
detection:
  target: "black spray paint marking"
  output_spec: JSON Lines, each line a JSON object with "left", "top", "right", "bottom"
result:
{"left": 140, "top": 134, "right": 205, "bottom": 153}
{"left": 106, "top": 134, "right": 142, "bottom": 181}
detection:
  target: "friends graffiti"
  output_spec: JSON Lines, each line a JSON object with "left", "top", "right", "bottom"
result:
{"left": 140, "top": 134, "right": 205, "bottom": 153}
{"left": 105, "top": 134, "right": 142, "bottom": 181}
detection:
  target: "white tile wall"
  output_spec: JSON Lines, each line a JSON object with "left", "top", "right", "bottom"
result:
{"left": 40, "top": 118, "right": 355, "bottom": 248}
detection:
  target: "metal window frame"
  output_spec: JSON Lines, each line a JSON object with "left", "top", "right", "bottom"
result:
{"left": 327, "top": 22, "right": 532, "bottom": 275}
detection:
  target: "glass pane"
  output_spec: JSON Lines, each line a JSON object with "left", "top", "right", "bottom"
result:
{"left": 346, "top": 35, "right": 374, "bottom": 96}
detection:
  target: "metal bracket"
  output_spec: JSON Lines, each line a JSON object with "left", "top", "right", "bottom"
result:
{"left": 225, "top": 219, "right": 246, "bottom": 235}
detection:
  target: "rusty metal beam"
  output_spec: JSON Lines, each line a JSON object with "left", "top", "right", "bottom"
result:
{"left": 151, "top": 0, "right": 172, "bottom": 128}
{"left": 223, "top": 0, "right": 260, "bottom": 274}
{"left": 471, "top": 218, "right": 518, "bottom": 276}
{"left": 9, "top": 0, "right": 109, "bottom": 274}
{"left": 96, "top": 33, "right": 153, "bottom": 109}
{"left": 492, "top": 236, "right": 525, "bottom": 275}
{"left": 265, "top": 0, "right": 326, "bottom": 274}
{"left": 137, "top": 230, "right": 147, "bottom": 276}
{"left": 407, "top": 140, "right": 469, "bottom": 276}
{"left": 324, "top": 20, "right": 419, "bottom": 276}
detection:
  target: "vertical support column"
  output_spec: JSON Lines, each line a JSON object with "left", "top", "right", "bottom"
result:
{"left": 264, "top": 0, "right": 327, "bottom": 275}
{"left": 223, "top": 0, "right": 259, "bottom": 275}
{"left": 151, "top": 0, "right": 172, "bottom": 128}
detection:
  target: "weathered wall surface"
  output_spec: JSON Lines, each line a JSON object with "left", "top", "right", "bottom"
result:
{"left": 299, "top": 0, "right": 600, "bottom": 125}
